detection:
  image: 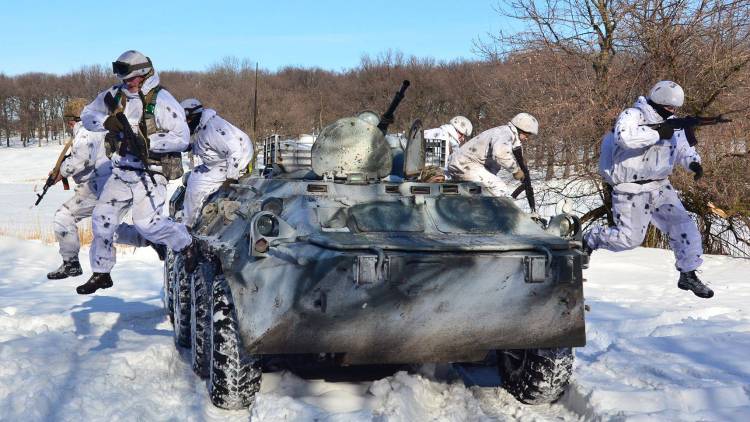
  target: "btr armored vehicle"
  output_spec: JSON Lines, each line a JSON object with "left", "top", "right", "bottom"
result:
{"left": 164, "top": 82, "right": 586, "bottom": 409}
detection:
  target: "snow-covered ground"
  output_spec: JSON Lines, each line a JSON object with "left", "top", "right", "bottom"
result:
{"left": 2, "top": 143, "right": 749, "bottom": 421}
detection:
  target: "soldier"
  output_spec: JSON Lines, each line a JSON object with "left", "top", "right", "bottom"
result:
{"left": 76, "top": 50, "right": 194, "bottom": 295}
{"left": 446, "top": 113, "right": 538, "bottom": 196}
{"left": 584, "top": 81, "right": 712, "bottom": 298}
{"left": 180, "top": 98, "right": 253, "bottom": 228}
{"left": 47, "top": 98, "right": 112, "bottom": 279}
{"left": 423, "top": 116, "right": 473, "bottom": 169}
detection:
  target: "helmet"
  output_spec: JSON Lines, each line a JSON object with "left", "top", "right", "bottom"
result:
{"left": 510, "top": 112, "right": 539, "bottom": 135}
{"left": 648, "top": 81, "right": 684, "bottom": 107}
{"left": 357, "top": 110, "right": 380, "bottom": 126}
{"left": 449, "top": 116, "right": 472, "bottom": 137}
{"left": 112, "top": 50, "right": 153, "bottom": 80}
{"left": 180, "top": 98, "right": 204, "bottom": 117}
{"left": 63, "top": 98, "right": 88, "bottom": 120}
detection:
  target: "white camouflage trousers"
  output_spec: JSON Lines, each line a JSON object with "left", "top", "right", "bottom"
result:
{"left": 183, "top": 164, "right": 226, "bottom": 227}
{"left": 53, "top": 177, "right": 108, "bottom": 261}
{"left": 448, "top": 163, "right": 509, "bottom": 197}
{"left": 585, "top": 184, "right": 703, "bottom": 272}
{"left": 90, "top": 169, "right": 192, "bottom": 273}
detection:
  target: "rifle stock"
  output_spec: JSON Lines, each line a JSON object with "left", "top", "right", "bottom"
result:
{"left": 511, "top": 146, "right": 536, "bottom": 212}
{"left": 34, "top": 137, "right": 73, "bottom": 206}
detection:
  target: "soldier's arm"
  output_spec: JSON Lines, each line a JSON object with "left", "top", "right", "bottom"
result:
{"left": 490, "top": 131, "right": 520, "bottom": 173}
{"left": 674, "top": 131, "right": 702, "bottom": 170}
{"left": 614, "top": 108, "right": 660, "bottom": 149}
{"left": 218, "top": 124, "right": 253, "bottom": 180}
{"left": 59, "top": 131, "right": 95, "bottom": 179}
{"left": 81, "top": 89, "right": 115, "bottom": 133}
{"left": 149, "top": 91, "right": 190, "bottom": 154}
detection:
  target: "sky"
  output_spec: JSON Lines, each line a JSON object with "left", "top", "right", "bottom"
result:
{"left": 1, "top": 0, "right": 512, "bottom": 75}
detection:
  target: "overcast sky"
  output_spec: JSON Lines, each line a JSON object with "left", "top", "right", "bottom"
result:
{"left": 2, "top": 0, "right": 510, "bottom": 75}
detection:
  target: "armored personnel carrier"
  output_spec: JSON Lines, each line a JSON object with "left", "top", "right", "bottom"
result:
{"left": 164, "top": 81, "right": 587, "bottom": 410}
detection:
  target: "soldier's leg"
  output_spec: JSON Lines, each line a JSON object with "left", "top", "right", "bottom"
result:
{"left": 131, "top": 174, "right": 192, "bottom": 252}
{"left": 90, "top": 176, "right": 133, "bottom": 273}
{"left": 462, "top": 165, "right": 509, "bottom": 197}
{"left": 585, "top": 190, "right": 652, "bottom": 252}
{"left": 183, "top": 165, "right": 224, "bottom": 228}
{"left": 650, "top": 185, "right": 703, "bottom": 272}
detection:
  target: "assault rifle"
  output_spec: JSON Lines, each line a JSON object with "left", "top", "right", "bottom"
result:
{"left": 377, "top": 80, "right": 410, "bottom": 135}
{"left": 34, "top": 137, "right": 73, "bottom": 206}
{"left": 510, "top": 146, "right": 536, "bottom": 213}
{"left": 646, "top": 115, "right": 732, "bottom": 146}
{"left": 103, "top": 92, "right": 155, "bottom": 182}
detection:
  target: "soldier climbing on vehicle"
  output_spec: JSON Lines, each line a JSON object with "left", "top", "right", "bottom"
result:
{"left": 447, "top": 113, "right": 538, "bottom": 197}
{"left": 179, "top": 98, "right": 253, "bottom": 229}
{"left": 423, "top": 115, "right": 473, "bottom": 169}
{"left": 584, "top": 80, "right": 714, "bottom": 298}
{"left": 76, "top": 50, "right": 194, "bottom": 295}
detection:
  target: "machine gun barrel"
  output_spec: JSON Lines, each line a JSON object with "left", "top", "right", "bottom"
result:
{"left": 34, "top": 137, "right": 73, "bottom": 206}
{"left": 643, "top": 115, "right": 732, "bottom": 146}
{"left": 377, "top": 80, "right": 410, "bottom": 134}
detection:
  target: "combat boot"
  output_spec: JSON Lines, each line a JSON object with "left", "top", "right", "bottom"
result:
{"left": 47, "top": 259, "right": 83, "bottom": 279}
{"left": 76, "top": 272, "right": 114, "bottom": 295}
{"left": 678, "top": 270, "right": 714, "bottom": 298}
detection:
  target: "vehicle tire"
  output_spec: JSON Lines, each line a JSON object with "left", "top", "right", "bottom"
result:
{"left": 190, "top": 261, "right": 211, "bottom": 378}
{"left": 172, "top": 253, "right": 191, "bottom": 348}
{"left": 163, "top": 250, "right": 175, "bottom": 325}
{"left": 208, "top": 274, "right": 261, "bottom": 410}
{"left": 497, "top": 347, "right": 573, "bottom": 404}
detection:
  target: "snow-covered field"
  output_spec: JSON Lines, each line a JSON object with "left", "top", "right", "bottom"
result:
{"left": 1, "top": 144, "right": 749, "bottom": 421}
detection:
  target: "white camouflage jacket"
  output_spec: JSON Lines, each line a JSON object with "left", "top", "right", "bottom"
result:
{"left": 191, "top": 109, "right": 253, "bottom": 180}
{"left": 80, "top": 72, "right": 189, "bottom": 173}
{"left": 447, "top": 123, "right": 521, "bottom": 175}
{"left": 599, "top": 96, "right": 701, "bottom": 193}
{"left": 59, "top": 121, "right": 112, "bottom": 184}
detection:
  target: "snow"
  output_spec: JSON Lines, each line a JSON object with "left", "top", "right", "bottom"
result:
{"left": 2, "top": 143, "right": 750, "bottom": 421}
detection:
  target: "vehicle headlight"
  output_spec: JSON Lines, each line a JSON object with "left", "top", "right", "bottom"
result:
{"left": 256, "top": 214, "right": 279, "bottom": 237}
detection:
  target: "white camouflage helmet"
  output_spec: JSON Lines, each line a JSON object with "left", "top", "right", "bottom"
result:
{"left": 180, "top": 98, "right": 204, "bottom": 117}
{"left": 510, "top": 112, "right": 539, "bottom": 135}
{"left": 112, "top": 50, "right": 153, "bottom": 80}
{"left": 648, "top": 80, "right": 684, "bottom": 107}
{"left": 449, "top": 116, "right": 473, "bottom": 137}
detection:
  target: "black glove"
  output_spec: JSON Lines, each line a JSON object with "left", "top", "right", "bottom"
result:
{"left": 656, "top": 124, "right": 674, "bottom": 140}
{"left": 103, "top": 114, "right": 124, "bottom": 132}
{"left": 104, "top": 131, "right": 119, "bottom": 158}
{"left": 221, "top": 178, "right": 238, "bottom": 190}
{"left": 689, "top": 162, "right": 703, "bottom": 181}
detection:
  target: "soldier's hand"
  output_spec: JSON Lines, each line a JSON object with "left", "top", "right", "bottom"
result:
{"left": 221, "top": 178, "right": 238, "bottom": 190}
{"left": 513, "top": 169, "right": 525, "bottom": 181}
{"left": 103, "top": 115, "right": 124, "bottom": 132}
{"left": 656, "top": 124, "right": 674, "bottom": 140}
{"left": 689, "top": 162, "right": 703, "bottom": 181}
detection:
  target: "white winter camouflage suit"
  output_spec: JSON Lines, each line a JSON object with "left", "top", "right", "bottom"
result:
{"left": 53, "top": 122, "right": 112, "bottom": 261}
{"left": 446, "top": 124, "right": 521, "bottom": 196}
{"left": 184, "top": 108, "right": 253, "bottom": 227}
{"left": 423, "top": 124, "right": 461, "bottom": 169}
{"left": 586, "top": 96, "right": 704, "bottom": 272}
{"left": 81, "top": 72, "right": 192, "bottom": 273}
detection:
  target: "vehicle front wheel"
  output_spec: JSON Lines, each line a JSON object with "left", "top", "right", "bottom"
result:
{"left": 171, "top": 253, "right": 191, "bottom": 347}
{"left": 208, "top": 274, "right": 261, "bottom": 410}
{"left": 498, "top": 347, "right": 573, "bottom": 404}
{"left": 190, "top": 261, "right": 211, "bottom": 378}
